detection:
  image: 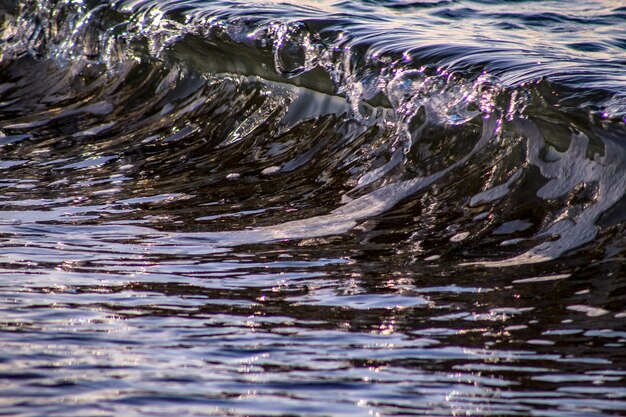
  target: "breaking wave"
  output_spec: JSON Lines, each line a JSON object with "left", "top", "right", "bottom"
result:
{"left": 1, "top": 0, "right": 625, "bottom": 266}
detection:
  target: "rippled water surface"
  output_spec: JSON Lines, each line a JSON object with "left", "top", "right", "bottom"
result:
{"left": 1, "top": 0, "right": 626, "bottom": 415}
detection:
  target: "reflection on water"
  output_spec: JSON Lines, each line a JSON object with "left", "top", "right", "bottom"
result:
{"left": 1, "top": 0, "right": 626, "bottom": 415}
{"left": 2, "top": 219, "right": 625, "bottom": 415}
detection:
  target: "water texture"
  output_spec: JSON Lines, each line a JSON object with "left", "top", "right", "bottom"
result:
{"left": 0, "top": 0, "right": 625, "bottom": 415}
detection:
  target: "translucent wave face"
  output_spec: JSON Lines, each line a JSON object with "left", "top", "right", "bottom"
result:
{"left": 0, "top": 0, "right": 625, "bottom": 269}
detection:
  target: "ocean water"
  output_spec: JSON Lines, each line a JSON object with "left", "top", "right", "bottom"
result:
{"left": 0, "top": 0, "right": 625, "bottom": 415}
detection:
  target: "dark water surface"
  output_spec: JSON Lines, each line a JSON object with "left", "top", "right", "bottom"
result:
{"left": 1, "top": 0, "right": 626, "bottom": 415}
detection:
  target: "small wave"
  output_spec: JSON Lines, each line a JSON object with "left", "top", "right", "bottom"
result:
{"left": 0, "top": 0, "right": 624, "bottom": 266}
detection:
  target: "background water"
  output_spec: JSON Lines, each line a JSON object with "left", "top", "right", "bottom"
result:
{"left": 1, "top": 0, "right": 626, "bottom": 416}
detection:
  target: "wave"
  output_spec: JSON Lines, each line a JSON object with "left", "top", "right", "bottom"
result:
{"left": 0, "top": 0, "right": 625, "bottom": 265}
